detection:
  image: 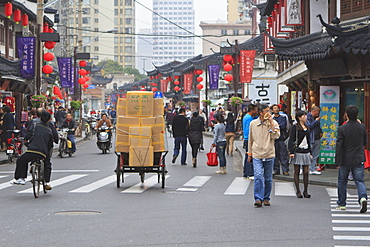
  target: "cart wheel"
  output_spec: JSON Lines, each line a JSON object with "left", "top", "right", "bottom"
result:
{"left": 140, "top": 172, "right": 145, "bottom": 183}
{"left": 116, "top": 164, "right": 121, "bottom": 188}
{"left": 161, "top": 167, "right": 166, "bottom": 188}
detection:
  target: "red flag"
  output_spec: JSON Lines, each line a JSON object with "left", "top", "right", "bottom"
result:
{"left": 160, "top": 79, "right": 168, "bottom": 92}
{"left": 240, "top": 50, "right": 256, "bottom": 83}
{"left": 183, "top": 74, "right": 193, "bottom": 94}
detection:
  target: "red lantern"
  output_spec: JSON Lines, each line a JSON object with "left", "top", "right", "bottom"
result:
{"left": 224, "top": 64, "right": 232, "bottom": 72}
{"left": 44, "top": 41, "right": 55, "bottom": 49}
{"left": 224, "top": 74, "right": 233, "bottom": 81}
{"left": 43, "top": 23, "right": 49, "bottom": 33}
{"left": 174, "top": 80, "right": 180, "bottom": 85}
{"left": 83, "top": 76, "right": 90, "bottom": 82}
{"left": 83, "top": 83, "right": 89, "bottom": 88}
{"left": 43, "top": 52, "right": 54, "bottom": 61}
{"left": 5, "top": 3, "right": 12, "bottom": 18}
{"left": 42, "top": 65, "right": 53, "bottom": 75}
{"left": 21, "top": 14, "right": 28, "bottom": 28}
{"left": 195, "top": 69, "right": 203, "bottom": 75}
{"left": 223, "top": 54, "right": 232, "bottom": 62}
{"left": 197, "top": 84, "right": 204, "bottom": 90}
{"left": 150, "top": 76, "right": 154, "bottom": 80}
{"left": 174, "top": 86, "right": 180, "bottom": 91}
{"left": 174, "top": 76, "right": 180, "bottom": 79}
{"left": 78, "top": 69, "right": 87, "bottom": 76}
{"left": 167, "top": 76, "right": 172, "bottom": 81}
{"left": 152, "top": 83, "right": 157, "bottom": 87}
{"left": 79, "top": 60, "right": 87, "bottom": 67}
{"left": 196, "top": 77, "right": 203, "bottom": 82}
{"left": 152, "top": 87, "right": 158, "bottom": 92}
{"left": 78, "top": 78, "right": 86, "bottom": 85}
{"left": 86, "top": 71, "right": 90, "bottom": 75}
{"left": 49, "top": 27, "right": 54, "bottom": 33}
{"left": 14, "top": 9, "right": 21, "bottom": 24}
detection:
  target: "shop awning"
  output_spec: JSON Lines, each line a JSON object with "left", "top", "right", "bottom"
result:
{"left": 277, "top": 61, "right": 308, "bottom": 85}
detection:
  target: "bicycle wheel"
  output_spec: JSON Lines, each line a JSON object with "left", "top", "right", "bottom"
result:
{"left": 31, "top": 164, "right": 40, "bottom": 198}
{"left": 58, "top": 141, "right": 64, "bottom": 158}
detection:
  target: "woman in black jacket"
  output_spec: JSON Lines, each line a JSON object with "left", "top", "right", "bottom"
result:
{"left": 288, "top": 110, "right": 312, "bottom": 199}
{"left": 225, "top": 112, "right": 235, "bottom": 156}
{"left": 188, "top": 111, "right": 203, "bottom": 167}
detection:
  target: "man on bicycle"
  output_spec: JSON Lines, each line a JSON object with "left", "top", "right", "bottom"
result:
{"left": 109, "top": 107, "right": 116, "bottom": 125}
{"left": 11, "top": 111, "right": 54, "bottom": 188}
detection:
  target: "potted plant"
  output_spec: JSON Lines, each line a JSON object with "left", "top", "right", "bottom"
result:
{"left": 229, "top": 97, "right": 243, "bottom": 106}
{"left": 202, "top": 100, "right": 211, "bottom": 106}
{"left": 177, "top": 101, "right": 186, "bottom": 108}
{"left": 30, "top": 95, "right": 47, "bottom": 108}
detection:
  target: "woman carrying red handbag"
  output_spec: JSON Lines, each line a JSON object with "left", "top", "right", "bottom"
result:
{"left": 212, "top": 114, "right": 227, "bottom": 174}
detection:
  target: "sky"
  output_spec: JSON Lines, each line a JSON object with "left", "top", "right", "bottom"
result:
{"left": 135, "top": 0, "right": 228, "bottom": 54}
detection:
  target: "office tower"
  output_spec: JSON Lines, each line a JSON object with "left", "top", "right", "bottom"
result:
{"left": 136, "top": 28, "right": 153, "bottom": 74}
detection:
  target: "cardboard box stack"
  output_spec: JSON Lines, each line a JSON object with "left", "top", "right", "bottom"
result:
{"left": 115, "top": 91, "right": 165, "bottom": 166}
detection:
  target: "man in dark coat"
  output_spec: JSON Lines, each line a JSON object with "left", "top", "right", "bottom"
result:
{"left": 188, "top": 111, "right": 203, "bottom": 167}
{"left": 335, "top": 105, "right": 368, "bottom": 213}
{"left": 54, "top": 106, "right": 66, "bottom": 128}
{"left": 172, "top": 108, "right": 189, "bottom": 165}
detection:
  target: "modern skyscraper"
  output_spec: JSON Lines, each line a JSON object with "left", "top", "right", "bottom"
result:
{"left": 152, "top": 0, "right": 195, "bottom": 66}
{"left": 136, "top": 28, "right": 153, "bottom": 74}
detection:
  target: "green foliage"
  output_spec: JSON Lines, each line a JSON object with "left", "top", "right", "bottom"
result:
{"left": 70, "top": 100, "right": 82, "bottom": 110}
{"left": 202, "top": 100, "right": 211, "bottom": 106}
{"left": 97, "top": 59, "right": 147, "bottom": 82}
{"left": 177, "top": 101, "right": 186, "bottom": 107}
{"left": 229, "top": 97, "right": 243, "bottom": 106}
{"left": 30, "top": 95, "right": 47, "bottom": 108}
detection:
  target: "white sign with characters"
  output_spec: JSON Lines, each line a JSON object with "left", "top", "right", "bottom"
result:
{"left": 248, "top": 79, "right": 278, "bottom": 106}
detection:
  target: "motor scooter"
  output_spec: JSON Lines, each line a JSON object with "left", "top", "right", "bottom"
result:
{"left": 97, "top": 126, "right": 112, "bottom": 154}
{"left": 58, "top": 128, "right": 74, "bottom": 157}
{"left": 6, "top": 130, "right": 23, "bottom": 163}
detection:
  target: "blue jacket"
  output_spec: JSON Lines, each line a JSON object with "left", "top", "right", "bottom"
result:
{"left": 273, "top": 114, "right": 287, "bottom": 141}
{"left": 243, "top": 114, "right": 256, "bottom": 141}
{"left": 306, "top": 112, "right": 320, "bottom": 144}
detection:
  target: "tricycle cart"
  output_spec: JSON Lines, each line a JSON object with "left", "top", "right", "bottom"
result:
{"left": 115, "top": 151, "right": 168, "bottom": 188}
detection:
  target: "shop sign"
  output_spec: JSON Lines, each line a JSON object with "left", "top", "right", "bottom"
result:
{"left": 16, "top": 37, "right": 35, "bottom": 79}
{"left": 248, "top": 79, "right": 277, "bottom": 106}
{"left": 319, "top": 86, "right": 340, "bottom": 164}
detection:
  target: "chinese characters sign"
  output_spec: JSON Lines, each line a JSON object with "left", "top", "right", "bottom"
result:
{"left": 286, "top": 0, "right": 303, "bottom": 25}
{"left": 319, "top": 86, "right": 340, "bottom": 164}
{"left": 57, "top": 57, "right": 73, "bottom": 88}
{"left": 248, "top": 79, "right": 277, "bottom": 106}
{"left": 208, "top": 64, "right": 220, "bottom": 90}
{"left": 183, "top": 74, "right": 193, "bottom": 95}
{"left": 240, "top": 50, "right": 256, "bottom": 83}
{"left": 16, "top": 37, "right": 35, "bottom": 79}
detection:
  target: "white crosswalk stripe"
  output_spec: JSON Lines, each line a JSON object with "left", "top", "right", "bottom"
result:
{"left": 0, "top": 175, "right": 8, "bottom": 179}
{"left": 18, "top": 174, "right": 88, "bottom": 193}
{"left": 69, "top": 175, "right": 128, "bottom": 193}
{"left": 224, "top": 177, "right": 250, "bottom": 195}
{"left": 177, "top": 175, "right": 211, "bottom": 192}
{"left": 274, "top": 182, "right": 296, "bottom": 196}
{"left": 121, "top": 175, "right": 170, "bottom": 194}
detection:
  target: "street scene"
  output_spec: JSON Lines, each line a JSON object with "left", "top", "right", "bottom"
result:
{"left": 0, "top": 0, "right": 369, "bottom": 247}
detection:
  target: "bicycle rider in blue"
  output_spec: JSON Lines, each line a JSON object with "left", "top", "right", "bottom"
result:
{"left": 11, "top": 111, "right": 54, "bottom": 188}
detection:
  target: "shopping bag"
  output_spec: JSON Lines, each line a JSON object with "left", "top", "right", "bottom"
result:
{"left": 364, "top": 150, "right": 370, "bottom": 169}
{"left": 206, "top": 147, "right": 218, "bottom": 166}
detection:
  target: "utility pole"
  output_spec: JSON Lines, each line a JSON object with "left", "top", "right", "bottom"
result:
{"left": 232, "top": 40, "right": 239, "bottom": 117}
{"left": 36, "top": 0, "right": 44, "bottom": 95}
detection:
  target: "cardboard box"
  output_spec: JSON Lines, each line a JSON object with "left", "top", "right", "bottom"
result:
{"left": 153, "top": 98, "right": 164, "bottom": 116}
{"left": 129, "top": 146, "right": 154, "bottom": 166}
{"left": 116, "top": 117, "right": 140, "bottom": 136}
{"left": 115, "top": 134, "right": 129, "bottom": 153}
{"left": 152, "top": 133, "right": 166, "bottom": 152}
{"left": 129, "top": 127, "right": 152, "bottom": 146}
{"left": 126, "top": 91, "right": 154, "bottom": 117}
{"left": 117, "top": 98, "right": 126, "bottom": 116}
{"left": 140, "top": 116, "right": 165, "bottom": 135}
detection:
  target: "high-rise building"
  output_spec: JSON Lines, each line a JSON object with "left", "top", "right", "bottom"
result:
{"left": 56, "top": 0, "right": 135, "bottom": 68}
{"left": 152, "top": 0, "right": 195, "bottom": 66}
{"left": 136, "top": 28, "right": 153, "bottom": 74}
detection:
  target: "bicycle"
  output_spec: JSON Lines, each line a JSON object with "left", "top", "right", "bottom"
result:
{"left": 30, "top": 159, "right": 46, "bottom": 198}
{"left": 84, "top": 121, "right": 93, "bottom": 140}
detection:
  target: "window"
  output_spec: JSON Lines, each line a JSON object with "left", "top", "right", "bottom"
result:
{"left": 244, "top": 29, "right": 251, "bottom": 35}
{"left": 82, "top": 8, "right": 90, "bottom": 14}
{"left": 125, "top": 18, "right": 132, "bottom": 25}
{"left": 94, "top": 46, "right": 99, "bottom": 51}
{"left": 114, "top": 46, "right": 118, "bottom": 53}
{"left": 125, "top": 0, "right": 132, "bottom": 6}
{"left": 114, "top": 0, "right": 118, "bottom": 6}
{"left": 94, "top": 18, "right": 99, "bottom": 23}
{"left": 125, "top": 46, "right": 133, "bottom": 53}
{"left": 125, "top": 37, "right": 133, "bottom": 43}
{"left": 233, "top": 29, "right": 239, "bottom": 35}
{"left": 82, "top": 17, "right": 90, "bottom": 24}
{"left": 340, "top": 0, "right": 370, "bottom": 20}
{"left": 125, "top": 28, "right": 132, "bottom": 34}
{"left": 125, "top": 56, "right": 133, "bottom": 63}
{"left": 221, "top": 29, "right": 227, "bottom": 35}
{"left": 114, "top": 9, "right": 118, "bottom": 15}
{"left": 95, "top": 9, "right": 99, "bottom": 14}
{"left": 125, "top": 9, "right": 132, "bottom": 15}
{"left": 114, "top": 37, "right": 118, "bottom": 44}
{"left": 0, "top": 24, "right": 5, "bottom": 45}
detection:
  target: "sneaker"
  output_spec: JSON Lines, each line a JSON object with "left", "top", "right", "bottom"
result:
{"left": 273, "top": 172, "right": 280, "bottom": 175}
{"left": 172, "top": 155, "right": 178, "bottom": 164}
{"left": 310, "top": 170, "right": 322, "bottom": 175}
{"left": 247, "top": 176, "right": 254, "bottom": 180}
{"left": 44, "top": 184, "right": 52, "bottom": 191}
{"left": 10, "top": 178, "right": 25, "bottom": 185}
{"left": 360, "top": 198, "right": 367, "bottom": 213}
{"left": 336, "top": 205, "right": 346, "bottom": 211}
{"left": 299, "top": 169, "right": 303, "bottom": 175}
{"left": 263, "top": 200, "right": 270, "bottom": 206}
{"left": 254, "top": 200, "right": 262, "bottom": 208}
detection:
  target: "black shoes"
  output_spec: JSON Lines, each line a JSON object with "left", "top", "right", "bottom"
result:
{"left": 172, "top": 155, "right": 178, "bottom": 164}
{"left": 303, "top": 192, "right": 311, "bottom": 198}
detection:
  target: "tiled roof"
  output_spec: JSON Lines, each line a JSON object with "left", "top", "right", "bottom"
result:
{"left": 0, "top": 56, "right": 21, "bottom": 76}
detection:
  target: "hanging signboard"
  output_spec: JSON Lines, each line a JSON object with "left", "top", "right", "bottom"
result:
{"left": 208, "top": 65, "right": 220, "bottom": 90}
{"left": 57, "top": 57, "right": 73, "bottom": 88}
{"left": 319, "top": 86, "right": 340, "bottom": 164}
{"left": 160, "top": 79, "right": 168, "bottom": 92}
{"left": 248, "top": 79, "right": 277, "bottom": 106}
{"left": 16, "top": 37, "right": 36, "bottom": 79}
{"left": 240, "top": 50, "right": 256, "bottom": 83}
{"left": 286, "top": 0, "right": 304, "bottom": 26}
{"left": 183, "top": 74, "right": 193, "bottom": 94}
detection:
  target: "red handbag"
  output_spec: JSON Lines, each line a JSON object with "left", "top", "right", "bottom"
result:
{"left": 206, "top": 147, "right": 218, "bottom": 166}
{"left": 364, "top": 150, "right": 370, "bottom": 169}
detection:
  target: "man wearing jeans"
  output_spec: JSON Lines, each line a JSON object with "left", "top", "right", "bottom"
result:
{"left": 172, "top": 108, "right": 189, "bottom": 165}
{"left": 248, "top": 104, "right": 280, "bottom": 207}
{"left": 335, "top": 105, "right": 367, "bottom": 213}
{"left": 306, "top": 106, "right": 322, "bottom": 175}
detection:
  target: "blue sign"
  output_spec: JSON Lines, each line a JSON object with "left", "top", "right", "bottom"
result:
{"left": 17, "top": 37, "right": 36, "bottom": 79}
{"left": 154, "top": 91, "right": 163, "bottom": 98}
{"left": 57, "top": 57, "right": 73, "bottom": 88}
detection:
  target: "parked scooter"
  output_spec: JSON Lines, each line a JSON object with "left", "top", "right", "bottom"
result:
{"left": 58, "top": 128, "right": 74, "bottom": 157}
{"left": 96, "top": 126, "right": 112, "bottom": 154}
{"left": 6, "top": 130, "right": 23, "bottom": 163}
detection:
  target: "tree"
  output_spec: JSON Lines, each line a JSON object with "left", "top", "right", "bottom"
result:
{"left": 97, "top": 60, "right": 147, "bottom": 81}
{"left": 122, "top": 67, "right": 147, "bottom": 82}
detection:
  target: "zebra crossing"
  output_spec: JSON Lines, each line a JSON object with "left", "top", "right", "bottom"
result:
{"left": 327, "top": 188, "right": 370, "bottom": 247}
{"left": 0, "top": 170, "right": 299, "bottom": 196}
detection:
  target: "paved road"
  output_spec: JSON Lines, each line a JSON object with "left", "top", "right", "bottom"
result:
{"left": 0, "top": 134, "right": 369, "bottom": 246}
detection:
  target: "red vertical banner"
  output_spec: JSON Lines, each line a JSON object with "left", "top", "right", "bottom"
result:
{"left": 183, "top": 74, "right": 193, "bottom": 94}
{"left": 160, "top": 79, "right": 168, "bottom": 92}
{"left": 240, "top": 50, "right": 256, "bottom": 83}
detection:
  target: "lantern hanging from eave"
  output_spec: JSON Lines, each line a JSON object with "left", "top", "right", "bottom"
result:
{"left": 4, "top": 2, "right": 12, "bottom": 18}
{"left": 197, "top": 84, "right": 204, "bottom": 90}
{"left": 14, "top": 9, "right": 21, "bottom": 24}
{"left": 152, "top": 83, "right": 157, "bottom": 87}
{"left": 21, "top": 14, "right": 28, "bottom": 28}
{"left": 42, "top": 65, "right": 53, "bottom": 76}
{"left": 78, "top": 78, "right": 86, "bottom": 85}
{"left": 195, "top": 69, "right": 203, "bottom": 75}
{"left": 224, "top": 74, "right": 233, "bottom": 82}
{"left": 196, "top": 76, "right": 203, "bottom": 83}
{"left": 79, "top": 60, "right": 87, "bottom": 67}
{"left": 174, "top": 86, "right": 180, "bottom": 92}
{"left": 83, "top": 76, "right": 90, "bottom": 82}
{"left": 78, "top": 69, "right": 87, "bottom": 76}
{"left": 174, "top": 76, "right": 180, "bottom": 79}
{"left": 83, "top": 83, "right": 89, "bottom": 88}
{"left": 174, "top": 80, "right": 180, "bottom": 86}
{"left": 152, "top": 87, "right": 158, "bottom": 92}
{"left": 224, "top": 63, "right": 232, "bottom": 72}
{"left": 43, "top": 23, "right": 49, "bottom": 33}
{"left": 223, "top": 54, "right": 232, "bottom": 62}
{"left": 44, "top": 41, "right": 55, "bottom": 49}
{"left": 43, "top": 52, "right": 54, "bottom": 61}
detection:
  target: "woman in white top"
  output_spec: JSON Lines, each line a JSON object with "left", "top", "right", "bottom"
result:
{"left": 288, "top": 110, "right": 312, "bottom": 199}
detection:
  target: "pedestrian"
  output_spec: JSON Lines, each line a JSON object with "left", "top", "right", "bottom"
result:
{"left": 59, "top": 113, "right": 77, "bottom": 153}
{"left": 212, "top": 114, "right": 227, "bottom": 174}
{"left": 1, "top": 105, "right": 14, "bottom": 151}
{"left": 335, "top": 105, "right": 367, "bottom": 213}
{"left": 225, "top": 112, "right": 235, "bottom": 156}
{"left": 172, "top": 108, "right": 189, "bottom": 165}
{"left": 165, "top": 109, "right": 175, "bottom": 135}
{"left": 306, "top": 106, "right": 322, "bottom": 175}
{"left": 188, "top": 111, "right": 203, "bottom": 167}
{"left": 199, "top": 109, "right": 207, "bottom": 150}
{"left": 209, "top": 108, "right": 216, "bottom": 131}
{"left": 288, "top": 110, "right": 312, "bottom": 199}
{"left": 247, "top": 104, "right": 280, "bottom": 207}
{"left": 109, "top": 107, "right": 117, "bottom": 125}
{"left": 54, "top": 106, "right": 66, "bottom": 128}
{"left": 243, "top": 104, "right": 257, "bottom": 179}
{"left": 186, "top": 108, "right": 192, "bottom": 119}
{"left": 271, "top": 104, "right": 290, "bottom": 176}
